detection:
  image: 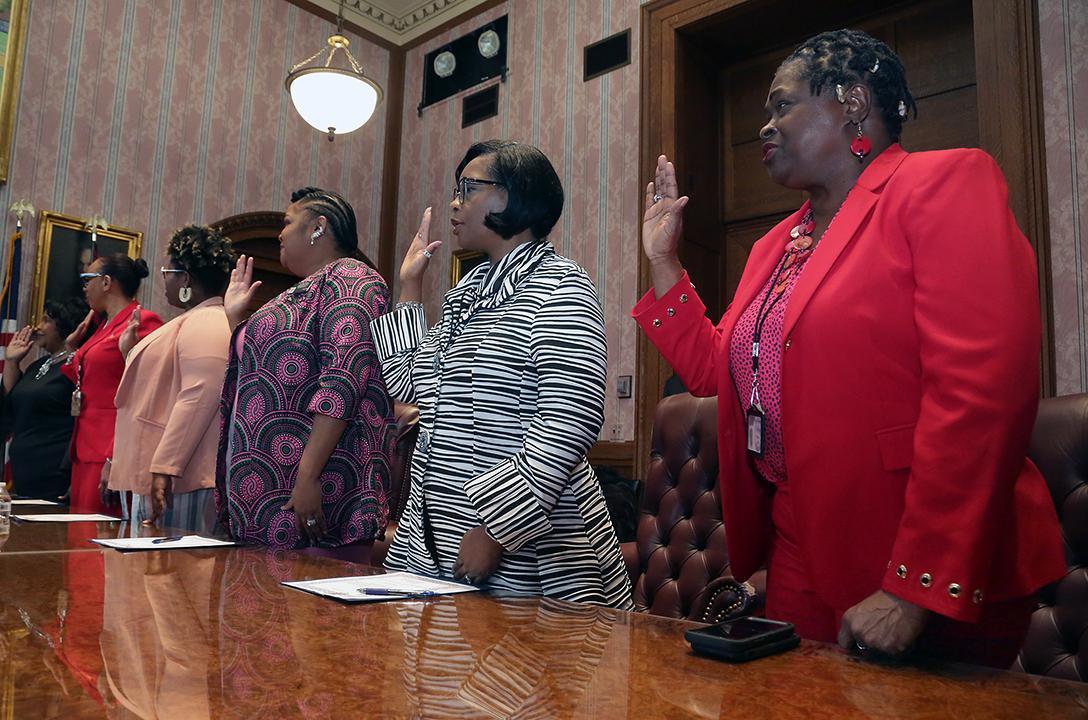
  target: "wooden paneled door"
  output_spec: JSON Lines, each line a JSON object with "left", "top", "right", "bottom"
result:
{"left": 635, "top": 0, "right": 1052, "bottom": 479}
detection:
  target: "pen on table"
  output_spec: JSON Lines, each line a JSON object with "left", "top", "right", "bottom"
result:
{"left": 151, "top": 536, "right": 184, "bottom": 544}
{"left": 355, "top": 588, "right": 436, "bottom": 597}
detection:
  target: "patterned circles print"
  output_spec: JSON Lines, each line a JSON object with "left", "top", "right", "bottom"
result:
{"left": 243, "top": 391, "right": 267, "bottom": 424}
{"left": 271, "top": 433, "right": 305, "bottom": 465}
{"left": 331, "top": 312, "right": 362, "bottom": 344}
{"left": 270, "top": 510, "right": 300, "bottom": 547}
{"left": 239, "top": 470, "right": 266, "bottom": 502}
{"left": 311, "top": 387, "right": 348, "bottom": 417}
{"left": 275, "top": 351, "right": 309, "bottom": 384}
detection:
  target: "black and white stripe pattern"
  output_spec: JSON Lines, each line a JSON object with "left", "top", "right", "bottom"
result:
{"left": 373, "top": 240, "right": 632, "bottom": 609}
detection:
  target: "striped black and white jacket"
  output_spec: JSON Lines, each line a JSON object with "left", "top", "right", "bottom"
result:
{"left": 372, "top": 239, "right": 633, "bottom": 609}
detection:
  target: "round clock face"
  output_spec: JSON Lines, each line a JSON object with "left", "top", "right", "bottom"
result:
{"left": 478, "top": 29, "right": 500, "bottom": 59}
{"left": 433, "top": 50, "right": 456, "bottom": 78}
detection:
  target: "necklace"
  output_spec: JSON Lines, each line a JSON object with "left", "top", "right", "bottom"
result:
{"left": 34, "top": 350, "right": 72, "bottom": 381}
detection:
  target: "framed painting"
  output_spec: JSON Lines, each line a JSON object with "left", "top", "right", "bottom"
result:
{"left": 450, "top": 248, "right": 486, "bottom": 286}
{"left": 29, "top": 211, "right": 143, "bottom": 323}
{"left": 0, "top": 0, "right": 29, "bottom": 184}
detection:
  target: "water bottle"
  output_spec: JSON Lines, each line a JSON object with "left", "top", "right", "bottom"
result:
{"left": 0, "top": 483, "right": 10, "bottom": 535}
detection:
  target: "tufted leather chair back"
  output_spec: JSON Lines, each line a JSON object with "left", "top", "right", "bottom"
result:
{"left": 1014, "top": 393, "right": 1088, "bottom": 679}
{"left": 371, "top": 402, "right": 420, "bottom": 567}
{"left": 622, "top": 393, "right": 730, "bottom": 619}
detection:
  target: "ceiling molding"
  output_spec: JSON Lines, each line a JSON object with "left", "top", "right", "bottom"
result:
{"left": 302, "top": 0, "right": 493, "bottom": 47}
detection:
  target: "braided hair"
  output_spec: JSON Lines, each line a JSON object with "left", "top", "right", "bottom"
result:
{"left": 167, "top": 224, "right": 237, "bottom": 295}
{"left": 782, "top": 29, "right": 916, "bottom": 140}
{"left": 290, "top": 187, "right": 376, "bottom": 269}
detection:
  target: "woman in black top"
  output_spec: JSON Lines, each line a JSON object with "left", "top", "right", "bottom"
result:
{"left": 2, "top": 298, "right": 89, "bottom": 499}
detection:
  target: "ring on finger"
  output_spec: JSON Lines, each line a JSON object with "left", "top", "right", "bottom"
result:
{"left": 422, "top": 250, "right": 433, "bottom": 258}
{"left": 652, "top": 194, "right": 663, "bottom": 203}
{"left": 854, "top": 640, "right": 868, "bottom": 654}
{"left": 305, "top": 518, "right": 318, "bottom": 527}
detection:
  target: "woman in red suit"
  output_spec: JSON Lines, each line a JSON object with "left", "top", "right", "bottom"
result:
{"left": 61, "top": 254, "right": 162, "bottom": 514}
{"left": 633, "top": 29, "right": 1064, "bottom": 666}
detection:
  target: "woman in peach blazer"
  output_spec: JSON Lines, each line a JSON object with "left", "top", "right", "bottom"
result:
{"left": 110, "top": 226, "right": 236, "bottom": 533}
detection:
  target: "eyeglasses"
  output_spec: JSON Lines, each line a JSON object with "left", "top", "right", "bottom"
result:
{"left": 161, "top": 267, "right": 187, "bottom": 280}
{"left": 452, "top": 177, "right": 504, "bottom": 204}
{"left": 79, "top": 272, "right": 104, "bottom": 286}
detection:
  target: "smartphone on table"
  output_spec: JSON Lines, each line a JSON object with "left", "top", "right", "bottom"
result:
{"left": 685, "top": 616, "right": 800, "bottom": 663}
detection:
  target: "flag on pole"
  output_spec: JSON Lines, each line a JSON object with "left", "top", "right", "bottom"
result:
{"left": 0, "top": 223, "right": 21, "bottom": 374}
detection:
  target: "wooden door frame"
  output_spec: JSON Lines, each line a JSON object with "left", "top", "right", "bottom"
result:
{"left": 635, "top": 0, "right": 1054, "bottom": 480}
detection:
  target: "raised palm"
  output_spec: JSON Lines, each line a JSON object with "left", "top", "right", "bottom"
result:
{"left": 5, "top": 326, "right": 35, "bottom": 364}
{"left": 400, "top": 207, "right": 441, "bottom": 285}
{"left": 642, "top": 154, "right": 689, "bottom": 262}
{"left": 118, "top": 307, "right": 141, "bottom": 359}
{"left": 224, "top": 255, "right": 263, "bottom": 327}
{"left": 65, "top": 311, "right": 96, "bottom": 352}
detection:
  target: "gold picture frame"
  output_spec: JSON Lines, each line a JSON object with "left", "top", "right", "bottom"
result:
{"left": 0, "top": 0, "right": 29, "bottom": 184}
{"left": 450, "top": 248, "right": 487, "bottom": 287}
{"left": 29, "top": 211, "right": 143, "bottom": 324}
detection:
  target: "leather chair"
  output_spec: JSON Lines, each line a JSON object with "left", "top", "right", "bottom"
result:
{"left": 622, "top": 393, "right": 732, "bottom": 619}
{"left": 1014, "top": 393, "right": 1088, "bottom": 680}
{"left": 371, "top": 402, "right": 420, "bottom": 567}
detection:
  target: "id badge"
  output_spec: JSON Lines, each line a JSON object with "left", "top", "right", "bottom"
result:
{"left": 746, "top": 406, "right": 764, "bottom": 457}
{"left": 70, "top": 390, "right": 82, "bottom": 417}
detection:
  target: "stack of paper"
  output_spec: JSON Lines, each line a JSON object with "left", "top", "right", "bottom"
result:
{"left": 282, "top": 571, "right": 479, "bottom": 603}
{"left": 13, "top": 513, "right": 120, "bottom": 522}
{"left": 90, "top": 535, "right": 238, "bottom": 552}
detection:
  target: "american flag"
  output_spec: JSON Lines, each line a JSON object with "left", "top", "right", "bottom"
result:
{"left": 0, "top": 223, "right": 22, "bottom": 374}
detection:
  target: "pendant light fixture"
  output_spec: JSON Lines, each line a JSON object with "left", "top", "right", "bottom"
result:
{"left": 285, "top": 0, "right": 383, "bottom": 141}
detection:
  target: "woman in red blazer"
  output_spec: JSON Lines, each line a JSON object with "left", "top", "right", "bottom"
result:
{"left": 633, "top": 29, "right": 1064, "bottom": 666}
{"left": 61, "top": 254, "right": 162, "bottom": 514}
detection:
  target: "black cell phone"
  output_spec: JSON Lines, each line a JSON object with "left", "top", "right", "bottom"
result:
{"left": 685, "top": 616, "right": 800, "bottom": 663}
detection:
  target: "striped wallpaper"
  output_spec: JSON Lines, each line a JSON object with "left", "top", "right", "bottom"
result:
{"left": 393, "top": 0, "right": 642, "bottom": 442}
{"left": 1039, "top": 0, "right": 1088, "bottom": 395}
{"left": 0, "top": 0, "right": 391, "bottom": 321}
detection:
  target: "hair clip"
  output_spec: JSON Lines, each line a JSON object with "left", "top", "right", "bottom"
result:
{"left": 898, "top": 100, "right": 907, "bottom": 118}
{"left": 835, "top": 84, "right": 846, "bottom": 103}
{"left": 870, "top": 59, "right": 880, "bottom": 73}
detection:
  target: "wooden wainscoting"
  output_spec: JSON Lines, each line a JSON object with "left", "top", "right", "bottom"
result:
{"left": 588, "top": 441, "right": 637, "bottom": 482}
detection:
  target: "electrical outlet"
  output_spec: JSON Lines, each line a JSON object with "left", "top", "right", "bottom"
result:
{"left": 609, "top": 424, "right": 623, "bottom": 441}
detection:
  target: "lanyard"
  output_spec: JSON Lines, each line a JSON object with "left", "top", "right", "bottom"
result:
{"left": 748, "top": 253, "right": 793, "bottom": 411}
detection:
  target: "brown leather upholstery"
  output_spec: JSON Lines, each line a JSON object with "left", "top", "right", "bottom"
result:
{"left": 371, "top": 402, "right": 420, "bottom": 567}
{"left": 622, "top": 393, "right": 731, "bottom": 619}
{"left": 1015, "top": 393, "right": 1088, "bottom": 679}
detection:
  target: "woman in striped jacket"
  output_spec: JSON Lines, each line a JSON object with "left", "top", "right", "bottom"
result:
{"left": 373, "top": 140, "right": 632, "bottom": 609}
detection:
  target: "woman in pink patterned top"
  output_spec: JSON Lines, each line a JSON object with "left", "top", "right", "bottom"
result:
{"left": 216, "top": 188, "right": 394, "bottom": 559}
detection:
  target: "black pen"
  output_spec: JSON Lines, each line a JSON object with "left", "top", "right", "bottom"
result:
{"left": 151, "top": 536, "right": 184, "bottom": 544}
{"left": 355, "top": 588, "right": 436, "bottom": 597}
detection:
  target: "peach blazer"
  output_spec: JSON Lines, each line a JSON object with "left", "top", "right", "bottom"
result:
{"left": 110, "top": 298, "right": 230, "bottom": 495}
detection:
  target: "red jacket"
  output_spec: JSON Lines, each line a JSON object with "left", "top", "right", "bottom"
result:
{"left": 633, "top": 144, "right": 1064, "bottom": 623}
{"left": 61, "top": 301, "right": 163, "bottom": 463}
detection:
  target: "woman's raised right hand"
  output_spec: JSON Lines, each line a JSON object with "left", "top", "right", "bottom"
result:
{"left": 65, "top": 310, "right": 96, "bottom": 352}
{"left": 224, "top": 255, "right": 262, "bottom": 328}
{"left": 399, "top": 207, "right": 442, "bottom": 286}
{"left": 642, "top": 154, "right": 689, "bottom": 264}
{"left": 4, "top": 326, "right": 35, "bottom": 364}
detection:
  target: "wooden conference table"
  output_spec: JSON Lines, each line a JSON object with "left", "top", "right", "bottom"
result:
{"left": 1, "top": 512, "right": 1086, "bottom": 719}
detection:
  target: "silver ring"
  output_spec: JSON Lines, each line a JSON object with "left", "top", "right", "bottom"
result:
{"left": 652, "top": 194, "right": 663, "bottom": 204}
{"left": 854, "top": 640, "right": 868, "bottom": 653}
{"left": 305, "top": 518, "right": 317, "bottom": 527}
{"left": 422, "top": 250, "right": 433, "bottom": 259}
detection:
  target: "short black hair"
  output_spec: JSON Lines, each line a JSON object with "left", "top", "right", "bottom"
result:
{"left": 782, "top": 29, "right": 916, "bottom": 140}
{"left": 290, "top": 187, "right": 376, "bottom": 270}
{"left": 99, "top": 253, "right": 149, "bottom": 298}
{"left": 167, "top": 224, "right": 236, "bottom": 295}
{"left": 455, "top": 140, "right": 564, "bottom": 240}
{"left": 43, "top": 296, "right": 89, "bottom": 341}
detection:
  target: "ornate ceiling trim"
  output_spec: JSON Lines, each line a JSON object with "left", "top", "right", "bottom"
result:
{"left": 304, "top": 0, "right": 493, "bottom": 47}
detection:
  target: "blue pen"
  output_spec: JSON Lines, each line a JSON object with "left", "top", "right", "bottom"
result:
{"left": 355, "top": 588, "right": 436, "bottom": 597}
{"left": 151, "top": 536, "right": 184, "bottom": 544}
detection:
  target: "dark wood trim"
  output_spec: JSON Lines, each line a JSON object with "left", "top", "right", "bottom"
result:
{"left": 402, "top": 0, "right": 507, "bottom": 51}
{"left": 588, "top": 441, "right": 637, "bottom": 481}
{"left": 287, "top": 0, "right": 399, "bottom": 51}
{"left": 378, "top": 47, "right": 406, "bottom": 285}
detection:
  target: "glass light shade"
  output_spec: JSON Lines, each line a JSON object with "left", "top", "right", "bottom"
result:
{"left": 287, "top": 68, "right": 381, "bottom": 137}
{"left": 478, "top": 29, "right": 500, "bottom": 58}
{"left": 433, "top": 50, "right": 456, "bottom": 78}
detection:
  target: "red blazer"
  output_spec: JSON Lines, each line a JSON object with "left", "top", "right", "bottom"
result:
{"left": 634, "top": 144, "right": 1064, "bottom": 623}
{"left": 61, "top": 301, "right": 163, "bottom": 464}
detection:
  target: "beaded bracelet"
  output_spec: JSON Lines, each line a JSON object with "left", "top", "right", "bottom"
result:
{"left": 700, "top": 579, "right": 751, "bottom": 624}
{"left": 394, "top": 301, "right": 423, "bottom": 312}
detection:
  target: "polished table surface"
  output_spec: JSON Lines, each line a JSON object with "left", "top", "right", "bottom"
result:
{"left": 2, "top": 519, "right": 1087, "bottom": 719}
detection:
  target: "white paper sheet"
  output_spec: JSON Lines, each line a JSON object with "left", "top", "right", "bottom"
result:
{"left": 282, "top": 571, "right": 479, "bottom": 603}
{"left": 10, "top": 499, "right": 61, "bottom": 506}
{"left": 13, "top": 513, "right": 121, "bottom": 522}
{"left": 89, "top": 535, "right": 238, "bottom": 551}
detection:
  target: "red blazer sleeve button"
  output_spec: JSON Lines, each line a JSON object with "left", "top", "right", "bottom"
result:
{"left": 919, "top": 573, "right": 932, "bottom": 588}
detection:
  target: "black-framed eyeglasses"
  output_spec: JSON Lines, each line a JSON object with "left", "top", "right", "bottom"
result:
{"left": 79, "top": 272, "right": 104, "bottom": 286}
{"left": 160, "top": 267, "right": 187, "bottom": 281}
{"left": 452, "top": 177, "right": 504, "bottom": 204}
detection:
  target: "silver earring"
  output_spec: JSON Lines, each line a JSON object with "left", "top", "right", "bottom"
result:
{"left": 898, "top": 100, "right": 907, "bottom": 118}
{"left": 870, "top": 59, "right": 880, "bottom": 73}
{"left": 835, "top": 84, "right": 846, "bottom": 103}
{"left": 179, "top": 286, "right": 192, "bottom": 304}
{"left": 310, "top": 227, "right": 323, "bottom": 246}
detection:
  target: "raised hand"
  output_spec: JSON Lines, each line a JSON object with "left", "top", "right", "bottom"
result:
{"left": 399, "top": 207, "right": 441, "bottom": 286}
{"left": 642, "top": 154, "right": 689, "bottom": 263}
{"left": 118, "top": 306, "right": 141, "bottom": 359}
{"left": 5, "top": 326, "right": 36, "bottom": 365}
{"left": 224, "top": 255, "right": 263, "bottom": 331}
{"left": 65, "top": 310, "right": 96, "bottom": 351}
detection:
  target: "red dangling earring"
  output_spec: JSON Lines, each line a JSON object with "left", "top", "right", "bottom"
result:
{"left": 850, "top": 122, "right": 871, "bottom": 162}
